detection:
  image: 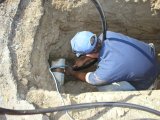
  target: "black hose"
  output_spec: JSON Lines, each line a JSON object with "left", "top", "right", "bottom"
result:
{"left": 91, "top": 0, "right": 107, "bottom": 41}
{"left": 73, "top": 0, "right": 107, "bottom": 71}
{"left": 0, "top": 102, "right": 160, "bottom": 116}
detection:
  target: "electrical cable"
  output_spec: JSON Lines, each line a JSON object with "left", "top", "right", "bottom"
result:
{"left": 73, "top": 0, "right": 107, "bottom": 71}
{"left": 49, "top": 68, "right": 74, "bottom": 120}
{"left": 0, "top": 102, "right": 160, "bottom": 116}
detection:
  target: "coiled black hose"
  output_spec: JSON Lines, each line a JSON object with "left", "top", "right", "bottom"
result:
{"left": 0, "top": 102, "right": 160, "bottom": 116}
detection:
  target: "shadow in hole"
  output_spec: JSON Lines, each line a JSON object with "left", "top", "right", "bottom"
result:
{"left": 0, "top": 0, "right": 5, "bottom": 4}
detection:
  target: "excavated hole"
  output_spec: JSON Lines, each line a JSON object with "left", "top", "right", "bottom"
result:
{"left": 30, "top": 0, "right": 160, "bottom": 96}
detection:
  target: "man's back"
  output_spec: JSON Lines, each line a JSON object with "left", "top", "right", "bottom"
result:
{"left": 96, "top": 31, "right": 157, "bottom": 89}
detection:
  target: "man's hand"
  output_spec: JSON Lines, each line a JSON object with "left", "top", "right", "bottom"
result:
{"left": 64, "top": 66, "right": 87, "bottom": 82}
{"left": 73, "top": 56, "right": 95, "bottom": 68}
{"left": 64, "top": 66, "right": 75, "bottom": 76}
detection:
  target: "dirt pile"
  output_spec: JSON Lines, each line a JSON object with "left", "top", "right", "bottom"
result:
{"left": 152, "top": 0, "right": 160, "bottom": 10}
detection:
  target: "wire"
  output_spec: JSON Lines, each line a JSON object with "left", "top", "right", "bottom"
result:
{"left": 0, "top": 102, "right": 160, "bottom": 116}
{"left": 49, "top": 68, "right": 74, "bottom": 120}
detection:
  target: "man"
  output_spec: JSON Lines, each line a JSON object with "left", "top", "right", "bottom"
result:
{"left": 65, "top": 31, "right": 158, "bottom": 91}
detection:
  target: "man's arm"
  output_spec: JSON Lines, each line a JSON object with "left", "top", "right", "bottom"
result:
{"left": 65, "top": 66, "right": 108, "bottom": 85}
{"left": 64, "top": 56, "right": 96, "bottom": 82}
{"left": 65, "top": 67, "right": 87, "bottom": 82}
{"left": 71, "top": 71, "right": 87, "bottom": 82}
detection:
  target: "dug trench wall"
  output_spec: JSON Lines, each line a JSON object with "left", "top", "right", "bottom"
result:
{"left": 0, "top": 0, "right": 160, "bottom": 120}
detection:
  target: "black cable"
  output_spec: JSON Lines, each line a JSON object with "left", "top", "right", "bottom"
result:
{"left": 74, "top": 0, "right": 107, "bottom": 71}
{"left": 0, "top": 102, "right": 160, "bottom": 116}
{"left": 91, "top": 0, "right": 107, "bottom": 41}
